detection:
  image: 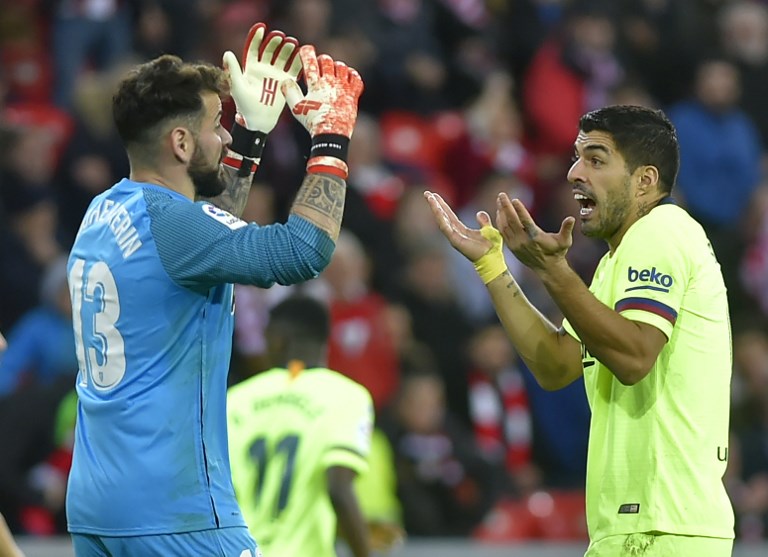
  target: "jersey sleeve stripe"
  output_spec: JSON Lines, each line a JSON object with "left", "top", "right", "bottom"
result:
{"left": 615, "top": 297, "right": 678, "bottom": 325}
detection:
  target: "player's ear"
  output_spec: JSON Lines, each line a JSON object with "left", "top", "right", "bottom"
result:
{"left": 636, "top": 165, "right": 659, "bottom": 196}
{"left": 170, "top": 126, "right": 194, "bottom": 164}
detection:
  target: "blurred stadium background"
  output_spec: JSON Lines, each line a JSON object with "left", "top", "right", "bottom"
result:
{"left": 2, "top": 0, "right": 768, "bottom": 554}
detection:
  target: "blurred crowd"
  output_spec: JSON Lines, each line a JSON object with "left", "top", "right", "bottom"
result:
{"left": 1, "top": 0, "right": 768, "bottom": 544}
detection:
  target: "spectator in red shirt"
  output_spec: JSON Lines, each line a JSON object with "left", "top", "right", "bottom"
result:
{"left": 325, "top": 230, "right": 401, "bottom": 409}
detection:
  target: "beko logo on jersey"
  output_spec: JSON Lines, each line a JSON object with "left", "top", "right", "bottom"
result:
{"left": 202, "top": 204, "right": 247, "bottom": 230}
{"left": 627, "top": 266, "right": 673, "bottom": 288}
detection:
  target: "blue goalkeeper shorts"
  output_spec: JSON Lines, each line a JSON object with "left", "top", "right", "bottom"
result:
{"left": 71, "top": 526, "right": 259, "bottom": 557}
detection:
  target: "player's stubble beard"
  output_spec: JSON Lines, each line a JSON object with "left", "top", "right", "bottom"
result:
{"left": 189, "top": 142, "right": 227, "bottom": 198}
{"left": 581, "top": 175, "right": 633, "bottom": 241}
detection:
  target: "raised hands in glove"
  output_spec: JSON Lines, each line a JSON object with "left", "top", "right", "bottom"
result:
{"left": 282, "top": 45, "right": 365, "bottom": 179}
{"left": 223, "top": 22, "right": 301, "bottom": 133}
{"left": 222, "top": 23, "right": 302, "bottom": 174}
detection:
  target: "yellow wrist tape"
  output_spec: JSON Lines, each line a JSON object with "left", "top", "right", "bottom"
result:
{"left": 473, "top": 225, "right": 507, "bottom": 284}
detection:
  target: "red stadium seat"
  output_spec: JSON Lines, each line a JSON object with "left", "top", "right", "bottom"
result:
{"left": 1, "top": 42, "right": 54, "bottom": 104}
{"left": 473, "top": 490, "right": 588, "bottom": 542}
{"left": 2, "top": 102, "right": 74, "bottom": 166}
{"left": 379, "top": 110, "right": 440, "bottom": 171}
{"left": 473, "top": 498, "right": 538, "bottom": 542}
{"left": 532, "top": 490, "right": 588, "bottom": 541}
{"left": 378, "top": 110, "right": 460, "bottom": 204}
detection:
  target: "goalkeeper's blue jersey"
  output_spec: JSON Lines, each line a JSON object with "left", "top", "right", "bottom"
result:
{"left": 66, "top": 178, "right": 334, "bottom": 536}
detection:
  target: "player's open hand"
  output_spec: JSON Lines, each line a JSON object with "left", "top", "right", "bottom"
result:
{"left": 496, "top": 192, "right": 575, "bottom": 272}
{"left": 424, "top": 191, "right": 496, "bottom": 262}
{"left": 368, "top": 521, "right": 405, "bottom": 553}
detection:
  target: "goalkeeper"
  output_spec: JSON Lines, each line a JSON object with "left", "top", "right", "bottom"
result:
{"left": 66, "top": 23, "right": 363, "bottom": 557}
{"left": 426, "top": 106, "right": 734, "bottom": 556}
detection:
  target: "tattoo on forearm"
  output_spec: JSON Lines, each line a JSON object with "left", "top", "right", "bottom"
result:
{"left": 198, "top": 165, "right": 252, "bottom": 217}
{"left": 292, "top": 173, "right": 346, "bottom": 240}
{"left": 503, "top": 273, "right": 521, "bottom": 297}
{"left": 295, "top": 175, "right": 345, "bottom": 221}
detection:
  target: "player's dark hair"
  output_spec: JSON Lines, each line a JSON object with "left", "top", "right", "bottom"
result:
{"left": 113, "top": 54, "right": 228, "bottom": 150}
{"left": 268, "top": 296, "right": 331, "bottom": 345}
{"left": 579, "top": 105, "right": 680, "bottom": 194}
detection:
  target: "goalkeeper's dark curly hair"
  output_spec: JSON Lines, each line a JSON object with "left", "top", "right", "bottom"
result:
{"left": 113, "top": 55, "right": 229, "bottom": 152}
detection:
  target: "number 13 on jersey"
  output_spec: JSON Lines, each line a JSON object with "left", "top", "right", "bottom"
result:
{"left": 69, "top": 258, "right": 127, "bottom": 390}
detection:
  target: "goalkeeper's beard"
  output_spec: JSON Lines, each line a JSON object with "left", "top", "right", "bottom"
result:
{"left": 189, "top": 144, "right": 227, "bottom": 198}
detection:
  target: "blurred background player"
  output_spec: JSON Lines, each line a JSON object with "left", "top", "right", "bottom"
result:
{"left": 0, "top": 255, "right": 76, "bottom": 397}
{"left": 65, "top": 21, "right": 364, "bottom": 557}
{"left": 228, "top": 296, "right": 404, "bottom": 557}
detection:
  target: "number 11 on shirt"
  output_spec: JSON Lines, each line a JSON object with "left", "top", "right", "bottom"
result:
{"left": 249, "top": 433, "right": 300, "bottom": 519}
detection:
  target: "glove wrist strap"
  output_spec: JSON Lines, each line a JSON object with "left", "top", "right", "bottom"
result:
{"left": 306, "top": 134, "right": 350, "bottom": 179}
{"left": 310, "top": 134, "right": 349, "bottom": 163}
{"left": 230, "top": 122, "right": 267, "bottom": 159}
{"left": 307, "top": 156, "right": 349, "bottom": 179}
{"left": 223, "top": 150, "right": 259, "bottom": 177}
{"left": 305, "top": 134, "right": 350, "bottom": 179}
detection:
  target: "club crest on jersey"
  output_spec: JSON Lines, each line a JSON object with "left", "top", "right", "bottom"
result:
{"left": 202, "top": 204, "right": 247, "bottom": 230}
{"left": 626, "top": 266, "right": 673, "bottom": 292}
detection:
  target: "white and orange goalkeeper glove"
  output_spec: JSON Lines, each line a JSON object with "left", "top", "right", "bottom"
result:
{"left": 222, "top": 22, "right": 302, "bottom": 175}
{"left": 281, "top": 45, "right": 364, "bottom": 179}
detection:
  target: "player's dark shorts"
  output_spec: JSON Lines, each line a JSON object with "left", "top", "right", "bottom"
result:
{"left": 71, "top": 526, "right": 259, "bottom": 557}
{"left": 585, "top": 532, "right": 733, "bottom": 557}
